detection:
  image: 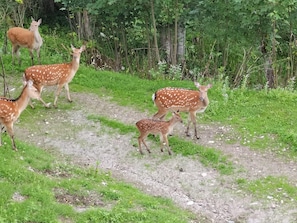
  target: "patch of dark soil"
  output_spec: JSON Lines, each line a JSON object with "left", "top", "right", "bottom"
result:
{"left": 54, "top": 188, "right": 106, "bottom": 212}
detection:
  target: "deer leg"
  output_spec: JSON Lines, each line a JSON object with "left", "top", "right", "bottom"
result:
{"left": 190, "top": 112, "right": 199, "bottom": 139}
{"left": 36, "top": 48, "right": 41, "bottom": 64}
{"left": 64, "top": 83, "right": 72, "bottom": 103}
{"left": 185, "top": 114, "right": 192, "bottom": 137}
{"left": 6, "top": 123, "right": 17, "bottom": 151}
{"left": 159, "top": 134, "right": 164, "bottom": 153}
{"left": 137, "top": 137, "right": 144, "bottom": 155}
{"left": 29, "top": 49, "right": 34, "bottom": 65}
{"left": 138, "top": 133, "right": 151, "bottom": 154}
{"left": 31, "top": 86, "right": 50, "bottom": 108}
{"left": 153, "top": 110, "right": 167, "bottom": 120}
{"left": 53, "top": 84, "right": 65, "bottom": 108}
{"left": 162, "top": 134, "right": 172, "bottom": 155}
{"left": 141, "top": 139, "right": 151, "bottom": 154}
{"left": 12, "top": 45, "right": 20, "bottom": 66}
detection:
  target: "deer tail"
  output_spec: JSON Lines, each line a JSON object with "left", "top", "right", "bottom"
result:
{"left": 152, "top": 92, "right": 157, "bottom": 106}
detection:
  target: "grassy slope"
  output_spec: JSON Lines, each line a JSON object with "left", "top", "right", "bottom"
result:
{"left": 73, "top": 66, "right": 297, "bottom": 155}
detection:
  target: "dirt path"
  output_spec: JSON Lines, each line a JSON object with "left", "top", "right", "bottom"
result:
{"left": 16, "top": 92, "right": 297, "bottom": 223}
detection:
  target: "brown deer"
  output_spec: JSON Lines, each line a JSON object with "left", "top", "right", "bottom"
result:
{"left": 136, "top": 112, "right": 182, "bottom": 155}
{"left": 7, "top": 17, "right": 43, "bottom": 66}
{"left": 23, "top": 44, "right": 86, "bottom": 108}
{"left": 152, "top": 82, "right": 212, "bottom": 139}
{"left": 0, "top": 80, "right": 40, "bottom": 151}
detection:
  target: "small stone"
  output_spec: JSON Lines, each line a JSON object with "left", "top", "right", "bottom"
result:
{"left": 187, "top": 200, "right": 194, "bottom": 206}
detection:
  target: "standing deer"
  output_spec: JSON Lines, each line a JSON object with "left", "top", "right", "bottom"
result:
{"left": 136, "top": 112, "right": 182, "bottom": 155}
{"left": 0, "top": 80, "right": 40, "bottom": 151}
{"left": 152, "top": 82, "right": 212, "bottom": 139}
{"left": 23, "top": 44, "right": 86, "bottom": 108}
{"left": 7, "top": 17, "right": 43, "bottom": 66}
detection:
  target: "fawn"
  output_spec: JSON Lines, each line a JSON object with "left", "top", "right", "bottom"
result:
{"left": 136, "top": 112, "right": 182, "bottom": 155}
{"left": 152, "top": 82, "right": 212, "bottom": 139}
{"left": 7, "top": 17, "right": 43, "bottom": 66}
{"left": 23, "top": 44, "right": 86, "bottom": 108}
{"left": 0, "top": 80, "right": 40, "bottom": 151}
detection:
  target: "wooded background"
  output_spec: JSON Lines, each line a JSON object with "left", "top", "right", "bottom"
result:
{"left": 2, "top": 0, "right": 297, "bottom": 89}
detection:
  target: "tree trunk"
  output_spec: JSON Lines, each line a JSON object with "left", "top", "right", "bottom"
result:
{"left": 177, "top": 24, "right": 186, "bottom": 63}
{"left": 261, "top": 37, "right": 276, "bottom": 88}
{"left": 83, "top": 9, "right": 92, "bottom": 40}
{"left": 264, "top": 56, "right": 275, "bottom": 88}
{"left": 150, "top": 0, "right": 160, "bottom": 62}
{"left": 172, "top": 1, "right": 178, "bottom": 66}
{"left": 145, "top": 19, "right": 152, "bottom": 70}
{"left": 121, "top": 28, "right": 131, "bottom": 72}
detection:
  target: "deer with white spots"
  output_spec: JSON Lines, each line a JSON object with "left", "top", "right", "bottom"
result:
{"left": 152, "top": 82, "right": 212, "bottom": 139}
{"left": 23, "top": 45, "right": 86, "bottom": 108}
{"left": 0, "top": 80, "right": 40, "bottom": 151}
{"left": 7, "top": 18, "right": 43, "bottom": 66}
{"left": 136, "top": 111, "right": 182, "bottom": 155}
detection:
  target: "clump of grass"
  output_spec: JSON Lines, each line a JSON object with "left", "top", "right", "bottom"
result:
{"left": 237, "top": 176, "right": 297, "bottom": 204}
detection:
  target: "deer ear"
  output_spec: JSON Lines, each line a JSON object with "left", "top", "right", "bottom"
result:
{"left": 27, "top": 80, "right": 33, "bottom": 87}
{"left": 38, "top": 18, "right": 42, "bottom": 25}
{"left": 194, "top": 82, "right": 200, "bottom": 88}
{"left": 80, "top": 45, "right": 86, "bottom": 52}
{"left": 207, "top": 84, "right": 212, "bottom": 88}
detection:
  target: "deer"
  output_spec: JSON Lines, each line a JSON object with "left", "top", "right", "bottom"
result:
{"left": 23, "top": 44, "right": 86, "bottom": 108}
{"left": 136, "top": 111, "right": 183, "bottom": 155}
{"left": 152, "top": 82, "right": 212, "bottom": 140}
{"left": 7, "top": 17, "right": 43, "bottom": 66}
{"left": 0, "top": 80, "right": 40, "bottom": 151}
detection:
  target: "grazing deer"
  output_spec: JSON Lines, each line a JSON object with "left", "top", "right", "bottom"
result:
{"left": 136, "top": 112, "right": 182, "bottom": 155}
{"left": 152, "top": 82, "right": 212, "bottom": 139}
{"left": 0, "top": 80, "right": 40, "bottom": 151}
{"left": 23, "top": 44, "right": 86, "bottom": 108}
{"left": 7, "top": 17, "right": 43, "bottom": 66}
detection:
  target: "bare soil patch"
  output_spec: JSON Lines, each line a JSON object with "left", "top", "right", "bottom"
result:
{"left": 16, "top": 91, "right": 297, "bottom": 223}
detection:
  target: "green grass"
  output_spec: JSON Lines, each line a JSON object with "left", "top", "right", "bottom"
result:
{"left": 0, "top": 137, "right": 199, "bottom": 223}
{"left": 237, "top": 176, "right": 297, "bottom": 203}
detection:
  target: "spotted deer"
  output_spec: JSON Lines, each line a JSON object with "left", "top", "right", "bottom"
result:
{"left": 23, "top": 45, "right": 86, "bottom": 108}
{"left": 7, "top": 17, "right": 43, "bottom": 66}
{"left": 0, "top": 80, "right": 40, "bottom": 151}
{"left": 136, "top": 112, "right": 182, "bottom": 155}
{"left": 152, "top": 82, "right": 212, "bottom": 139}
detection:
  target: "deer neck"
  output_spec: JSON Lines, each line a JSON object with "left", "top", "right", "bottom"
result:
{"left": 33, "top": 30, "right": 42, "bottom": 45}
{"left": 15, "top": 86, "right": 30, "bottom": 115}
{"left": 71, "top": 55, "right": 81, "bottom": 72}
{"left": 202, "top": 95, "right": 209, "bottom": 106}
